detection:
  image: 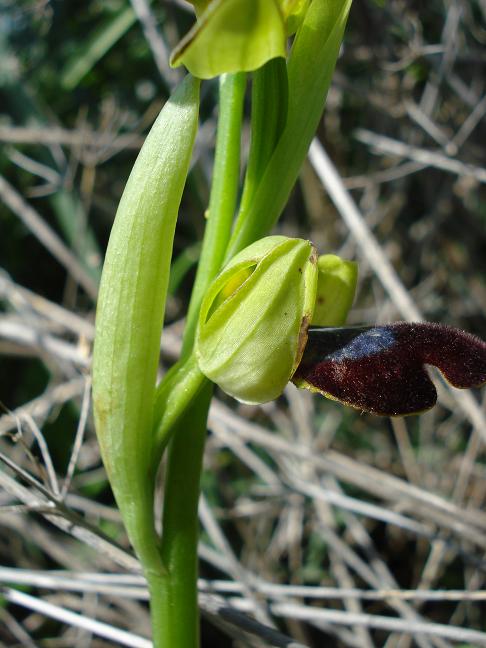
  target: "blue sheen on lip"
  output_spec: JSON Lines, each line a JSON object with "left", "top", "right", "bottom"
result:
{"left": 325, "top": 327, "right": 396, "bottom": 362}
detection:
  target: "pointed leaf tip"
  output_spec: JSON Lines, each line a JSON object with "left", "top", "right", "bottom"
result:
{"left": 292, "top": 322, "right": 486, "bottom": 416}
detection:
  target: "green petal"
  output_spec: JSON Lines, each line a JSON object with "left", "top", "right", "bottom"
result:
{"left": 312, "top": 255, "right": 358, "bottom": 327}
{"left": 170, "top": 0, "right": 286, "bottom": 79}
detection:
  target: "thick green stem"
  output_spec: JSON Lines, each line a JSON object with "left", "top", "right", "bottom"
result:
{"left": 153, "top": 354, "right": 207, "bottom": 459}
{"left": 237, "top": 57, "right": 288, "bottom": 220}
{"left": 149, "top": 72, "right": 246, "bottom": 648}
{"left": 153, "top": 71, "right": 247, "bottom": 468}
{"left": 149, "top": 383, "right": 213, "bottom": 648}
{"left": 182, "top": 72, "right": 246, "bottom": 356}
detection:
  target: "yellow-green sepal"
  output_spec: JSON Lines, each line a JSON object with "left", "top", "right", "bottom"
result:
{"left": 170, "top": 0, "right": 286, "bottom": 79}
{"left": 195, "top": 236, "right": 317, "bottom": 403}
{"left": 185, "top": 0, "right": 308, "bottom": 34}
{"left": 312, "top": 254, "right": 358, "bottom": 327}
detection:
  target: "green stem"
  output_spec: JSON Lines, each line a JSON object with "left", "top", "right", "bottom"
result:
{"left": 149, "top": 383, "right": 213, "bottom": 648}
{"left": 237, "top": 57, "right": 288, "bottom": 220}
{"left": 152, "top": 72, "right": 246, "bottom": 466}
{"left": 148, "top": 72, "right": 246, "bottom": 648}
{"left": 182, "top": 71, "right": 246, "bottom": 356}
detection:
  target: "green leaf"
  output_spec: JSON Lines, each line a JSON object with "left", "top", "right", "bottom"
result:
{"left": 91, "top": 75, "right": 200, "bottom": 573}
{"left": 170, "top": 0, "right": 286, "bottom": 79}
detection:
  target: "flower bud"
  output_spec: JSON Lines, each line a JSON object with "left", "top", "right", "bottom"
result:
{"left": 195, "top": 236, "right": 318, "bottom": 403}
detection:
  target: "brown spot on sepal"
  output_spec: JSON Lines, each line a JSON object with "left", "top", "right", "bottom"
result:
{"left": 292, "top": 314, "right": 311, "bottom": 375}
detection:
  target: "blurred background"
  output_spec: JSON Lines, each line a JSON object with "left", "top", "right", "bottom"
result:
{"left": 1, "top": 1, "right": 486, "bottom": 646}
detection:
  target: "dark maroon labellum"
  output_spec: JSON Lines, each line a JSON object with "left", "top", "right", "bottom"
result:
{"left": 293, "top": 322, "right": 486, "bottom": 416}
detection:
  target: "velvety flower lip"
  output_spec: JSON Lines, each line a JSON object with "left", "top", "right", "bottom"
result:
{"left": 292, "top": 322, "right": 486, "bottom": 416}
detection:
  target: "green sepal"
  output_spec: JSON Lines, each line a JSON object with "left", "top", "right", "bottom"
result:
{"left": 195, "top": 236, "right": 317, "bottom": 404}
{"left": 185, "top": 0, "right": 309, "bottom": 34}
{"left": 279, "top": 0, "right": 310, "bottom": 34}
{"left": 170, "top": 0, "right": 286, "bottom": 79}
{"left": 312, "top": 255, "right": 358, "bottom": 326}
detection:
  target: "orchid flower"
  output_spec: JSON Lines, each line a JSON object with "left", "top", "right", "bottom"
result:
{"left": 196, "top": 236, "right": 486, "bottom": 415}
